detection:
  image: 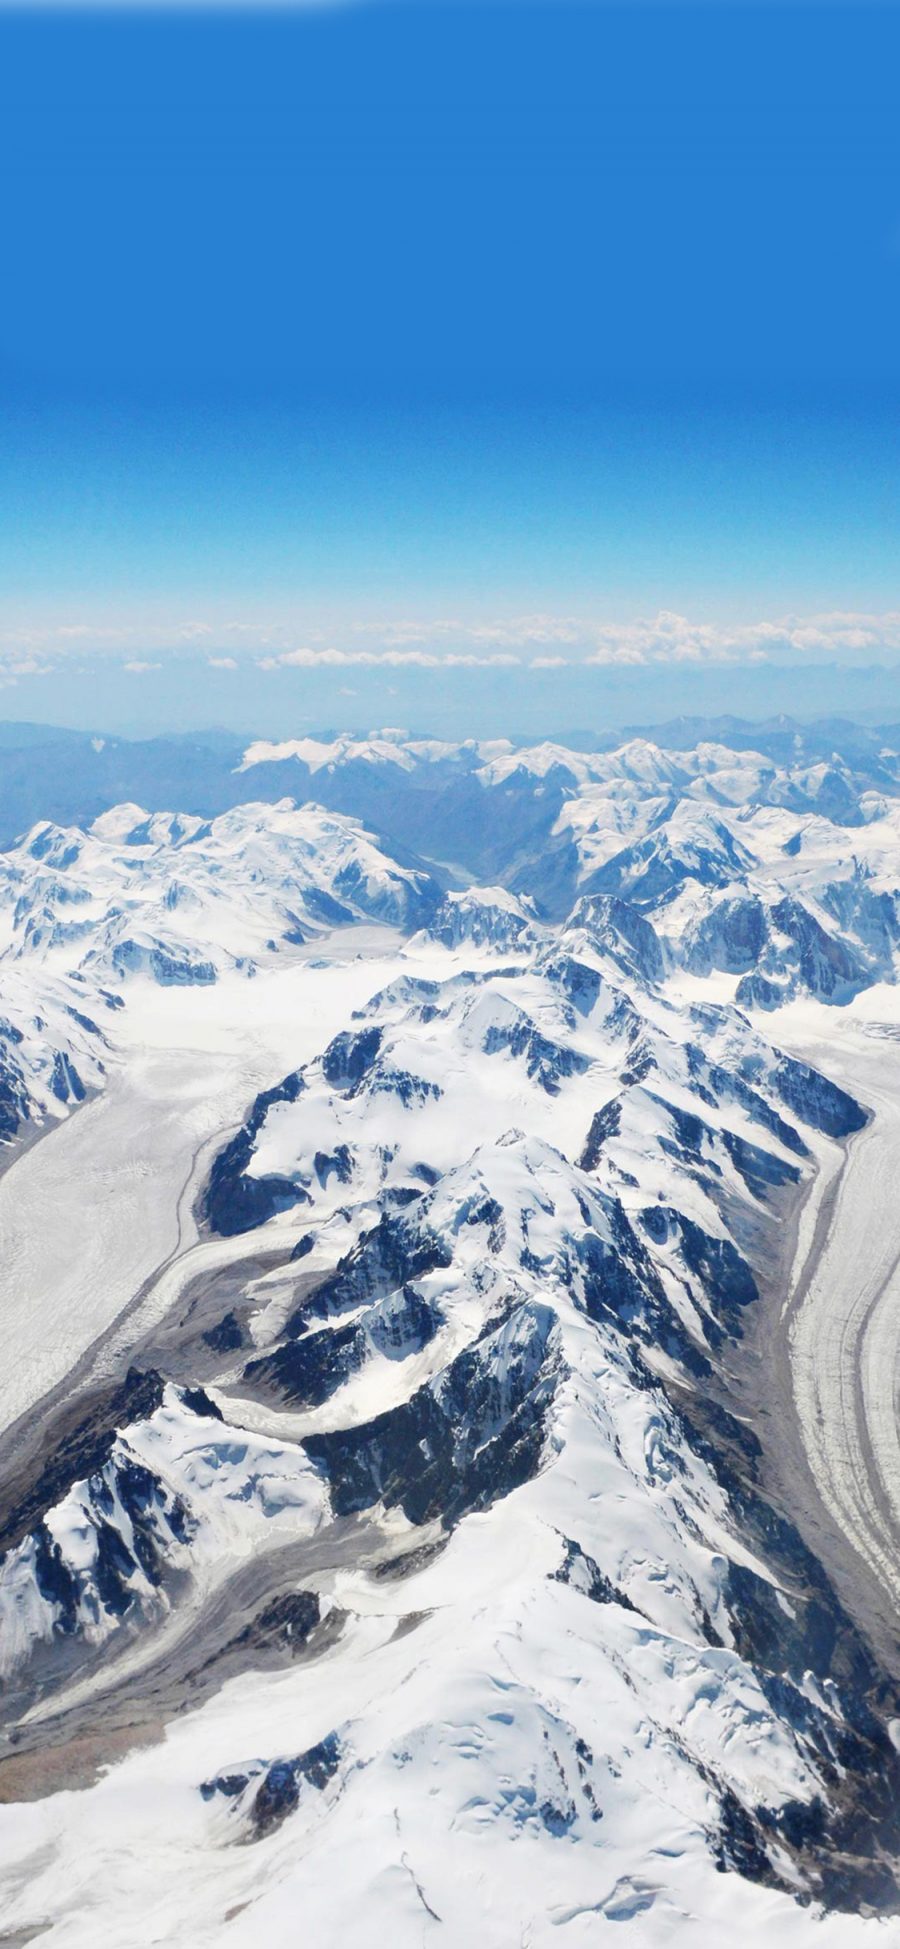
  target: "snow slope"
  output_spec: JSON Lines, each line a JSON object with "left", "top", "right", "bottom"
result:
{"left": 0, "top": 799, "right": 440, "bottom": 989}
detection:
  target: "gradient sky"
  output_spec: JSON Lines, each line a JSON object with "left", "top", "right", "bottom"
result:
{"left": 1, "top": 2, "right": 900, "bottom": 736}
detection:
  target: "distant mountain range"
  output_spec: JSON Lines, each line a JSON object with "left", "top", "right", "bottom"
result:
{"left": 4, "top": 712, "right": 900, "bottom": 854}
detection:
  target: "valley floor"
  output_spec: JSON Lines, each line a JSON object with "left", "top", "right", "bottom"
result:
{"left": 772, "top": 1000, "right": 900, "bottom": 1662}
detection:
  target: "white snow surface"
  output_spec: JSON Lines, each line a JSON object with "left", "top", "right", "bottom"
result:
{"left": 0, "top": 799, "right": 438, "bottom": 988}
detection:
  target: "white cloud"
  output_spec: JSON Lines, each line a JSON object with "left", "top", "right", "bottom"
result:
{"left": 5, "top": 607, "right": 900, "bottom": 676}
{"left": 578, "top": 609, "right": 900, "bottom": 667}
{"left": 269, "top": 646, "right": 521, "bottom": 671}
{"left": 7, "top": 657, "right": 51, "bottom": 677}
{"left": 585, "top": 643, "right": 648, "bottom": 667}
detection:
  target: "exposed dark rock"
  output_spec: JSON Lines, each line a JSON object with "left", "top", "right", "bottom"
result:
{"left": 721, "top": 1128, "right": 801, "bottom": 1200}
{"left": 304, "top": 1302, "right": 560, "bottom": 1528}
{"left": 179, "top": 1385, "right": 224, "bottom": 1423}
{"left": 584, "top": 817, "right": 753, "bottom": 908}
{"left": 639, "top": 1205, "right": 758, "bottom": 1338}
{"left": 200, "top": 1772, "right": 249, "bottom": 1803}
{"left": 285, "top": 1211, "right": 452, "bottom": 1335}
{"left": 0, "top": 1367, "right": 167, "bottom": 1557}
{"left": 685, "top": 1044, "right": 808, "bottom": 1157}
{"left": 0, "top": 1050, "right": 29, "bottom": 1143}
{"left": 247, "top": 1285, "right": 442, "bottom": 1408}
{"left": 566, "top": 894, "right": 666, "bottom": 985}
{"left": 579, "top": 1100, "right": 622, "bottom": 1171}
{"left": 202, "top": 1311, "right": 245, "bottom": 1354}
{"left": 683, "top": 895, "right": 768, "bottom": 975}
{"left": 481, "top": 1009, "right": 590, "bottom": 1095}
{"left": 203, "top": 1070, "right": 308, "bottom": 1237}
{"left": 577, "top": 1213, "right": 709, "bottom": 1375}
{"left": 299, "top": 885, "right": 355, "bottom": 927}
{"left": 313, "top": 1145, "right": 354, "bottom": 1188}
{"left": 542, "top": 955, "right": 603, "bottom": 1017}
{"left": 769, "top": 1055, "right": 866, "bottom": 1140}
{"left": 32, "top": 1525, "right": 78, "bottom": 1634}
{"left": 232, "top": 1590, "right": 321, "bottom": 1653}
{"left": 252, "top": 1734, "right": 342, "bottom": 1837}
{"left": 321, "top": 1026, "right": 383, "bottom": 1092}
{"left": 110, "top": 940, "right": 217, "bottom": 986}
{"left": 49, "top": 1051, "right": 85, "bottom": 1104}
{"left": 552, "top": 1534, "right": 638, "bottom": 1610}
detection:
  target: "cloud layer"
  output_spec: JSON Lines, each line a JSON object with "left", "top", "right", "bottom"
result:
{"left": 4, "top": 608, "right": 900, "bottom": 687}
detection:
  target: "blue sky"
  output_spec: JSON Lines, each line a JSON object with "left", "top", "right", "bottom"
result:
{"left": 1, "top": 2, "right": 899, "bottom": 735}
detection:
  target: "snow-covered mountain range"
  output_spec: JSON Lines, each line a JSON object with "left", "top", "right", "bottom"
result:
{"left": 4, "top": 726, "right": 900, "bottom": 1945}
